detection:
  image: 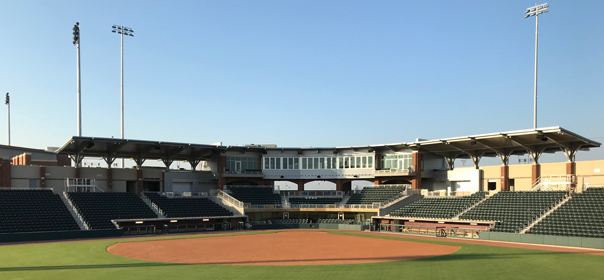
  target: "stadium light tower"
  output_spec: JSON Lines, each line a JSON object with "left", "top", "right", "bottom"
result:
{"left": 525, "top": 3, "right": 549, "bottom": 130}
{"left": 5, "top": 92, "right": 9, "bottom": 146}
{"left": 73, "top": 22, "right": 81, "bottom": 137}
{"left": 112, "top": 25, "right": 134, "bottom": 168}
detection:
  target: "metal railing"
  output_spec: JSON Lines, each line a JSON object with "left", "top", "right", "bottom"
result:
{"left": 65, "top": 178, "right": 103, "bottom": 193}
{"left": 63, "top": 192, "right": 89, "bottom": 230}
{"left": 211, "top": 189, "right": 245, "bottom": 215}
{"left": 374, "top": 167, "right": 414, "bottom": 174}
{"left": 223, "top": 170, "right": 263, "bottom": 175}
{"left": 425, "top": 191, "right": 472, "bottom": 198}
{"left": 531, "top": 174, "right": 576, "bottom": 192}
{"left": 163, "top": 192, "right": 209, "bottom": 198}
{"left": 243, "top": 203, "right": 284, "bottom": 209}
{"left": 343, "top": 203, "right": 381, "bottom": 210}
{"left": 141, "top": 192, "right": 166, "bottom": 216}
{"left": 289, "top": 204, "right": 340, "bottom": 209}
{"left": 281, "top": 190, "right": 344, "bottom": 197}
{"left": 377, "top": 223, "right": 481, "bottom": 239}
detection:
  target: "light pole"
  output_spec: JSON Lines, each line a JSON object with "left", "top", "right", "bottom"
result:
{"left": 525, "top": 3, "right": 549, "bottom": 130}
{"left": 73, "top": 22, "right": 81, "bottom": 137}
{"left": 112, "top": 25, "right": 134, "bottom": 168}
{"left": 5, "top": 93, "right": 9, "bottom": 146}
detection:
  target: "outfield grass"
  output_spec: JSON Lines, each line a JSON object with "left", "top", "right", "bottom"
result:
{"left": 0, "top": 230, "right": 603, "bottom": 280}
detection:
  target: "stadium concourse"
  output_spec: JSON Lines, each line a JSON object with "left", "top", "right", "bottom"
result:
{"left": 0, "top": 127, "right": 603, "bottom": 250}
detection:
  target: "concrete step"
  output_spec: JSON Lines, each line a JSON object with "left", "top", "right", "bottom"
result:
{"left": 140, "top": 193, "right": 165, "bottom": 218}
{"left": 520, "top": 194, "right": 572, "bottom": 234}
{"left": 61, "top": 192, "right": 89, "bottom": 230}
{"left": 452, "top": 196, "right": 490, "bottom": 220}
{"left": 379, "top": 194, "right": 424, "bottom": 216}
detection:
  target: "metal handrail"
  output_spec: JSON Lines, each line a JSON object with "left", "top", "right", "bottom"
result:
{"left": 63, "top": 192, "right": 89, "bottom": 230}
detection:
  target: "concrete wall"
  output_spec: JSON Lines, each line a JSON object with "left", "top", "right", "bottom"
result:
{"left": 163, "top": 171, "right": 217, "bottom": 193}
{"left": 479, "top": 231, "right": 604, "bottom": 250}
{"left": 11, "top": 165, "right": 39, "bottom": 189}
{"left": 481, "top": 165, "right": 500, "bottom": 191}
{"left": 422, "top": 153, "right": 445, "bottom": 178}
{"left": 576, "top": 160, "right": 604, "bottom": 187}
{"left": 446, "top": 167, "right": 481, "bottom": 193}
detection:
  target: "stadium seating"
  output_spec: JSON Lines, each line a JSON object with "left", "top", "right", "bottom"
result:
{"left": 144, "top": 192, "right": 233, "bottom": 218}
{"left": 527, "top": 188, "right": 604, "bottom": 238}
{"left": 459, "top": 191, "right": 568, "bottom": 233}
{"left": 289, "top": 197, "right": 343, "bottom": 205}
{"left": 389, "top": 192, "right": 487, "bottom": 219}
{"left": 346, "top": 185, "right": 406, "bottom": 205}
{"left": 318, "top": 219, "right": 354, "bottom": 224}
{"left": 67, "top": 192, "right": 157, "bottom": 229}
{"left": 268, "top": 219, "right": 309, "bottom": 224}
{"left": 228, "top": 186, "right": 282, "bottom": 205}
{"left": 0, "top": 189, "right": 80, "bottom": 233}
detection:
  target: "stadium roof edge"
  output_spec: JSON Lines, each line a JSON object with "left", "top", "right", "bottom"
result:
{"left": 54, "top": 127, "right": 600, "bottom": 163}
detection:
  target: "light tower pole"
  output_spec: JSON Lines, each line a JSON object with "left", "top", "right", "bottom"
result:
{"left": 5, "top": 93, "right": 9, "bottom": 146}
{"left": 112, "top": 25, "right": 134, "bottom": 168}
{"left": 73, "top": 22, "right": 81, "bottom": 137}
{"left": 525, "top": 4, "right": 549, "bottom": 129}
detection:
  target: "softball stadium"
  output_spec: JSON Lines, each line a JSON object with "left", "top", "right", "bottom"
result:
{"left": 1, "top": 127, "right": 604, "bottom": 279}
{"left": 2, "top": 2, "right": 604, "bottom": 280}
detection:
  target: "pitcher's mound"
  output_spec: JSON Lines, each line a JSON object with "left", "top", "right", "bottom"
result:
{"left": 108, "top": 231, "right": 459, "bottom": 266}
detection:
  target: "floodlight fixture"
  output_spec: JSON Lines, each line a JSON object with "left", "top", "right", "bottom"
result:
{"left": 525, "top": 3, "right": 549, "bottom": 130}
{"left": 111, "top": 25, "right": 135, "bottom": 168}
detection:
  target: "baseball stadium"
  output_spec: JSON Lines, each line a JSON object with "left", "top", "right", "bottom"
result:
{"left": 2, "top": 1, "right": 604, "bottom": 280}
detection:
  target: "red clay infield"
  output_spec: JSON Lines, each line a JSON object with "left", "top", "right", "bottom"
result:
{"left": 107, "top": 231, "right": 460, "bottom": 265}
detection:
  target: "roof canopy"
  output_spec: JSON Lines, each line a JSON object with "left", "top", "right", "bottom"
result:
{"left": 55, "top": 127, "right": 600, "bottom": 168}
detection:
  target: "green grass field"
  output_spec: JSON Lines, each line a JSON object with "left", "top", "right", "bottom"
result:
{"left": 0, "top": 230, "right": 603, "bottom": 280}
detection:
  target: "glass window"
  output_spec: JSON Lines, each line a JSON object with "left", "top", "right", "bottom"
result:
{"left": 276, "top": 158, "right": 281, "bottom": 169}
{"left": 313, "top": 158, "right": 319, "bottom": 169}
{"left": 302, "top": 158, "right": 308, "bottom": 169}
{"left": 368, "top": 156, "right": 373, "bottom": 168}
{"left": 355, "top": 156, "right": 361, "bottom": 168}
{"left": 338, "top": 157, "right": 344, "bottom": 169}
{"left": 294, "top": 158, "right": 299, "bottom": 169}
{"left": 344, "top": 157, "right": 350, "bottom": 169}
{"left": 362, "top": 156, "right": 367, "bottom": 168}
{"left": 270, "top": 158, "right": 275, "bottom": 169}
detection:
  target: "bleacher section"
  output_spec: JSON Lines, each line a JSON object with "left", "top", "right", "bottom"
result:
{"left": 67, "top": 192, "right": 157, "bottom": 229}
{"left": 389, "top": 192, "right": 487, "bottom": 219}
{"left": 460, "top": 191, "right": 568, "bottom": 233}
{"left": 318, "top": 219, "right": 354, "bottom": 224}
{"left": 268, "top": 219, "right": 309, "bottom": 224}
{"left": 289, "top": 197, "right": 342, "bottom": 205}
{"left": 229, "top": 186, "right": 282, "bottom": 205}
{"left": 144, "top": 192, "right": 233, "bottom": 218}
{"left": 0, "top": 189, "right": 80, "bottom": 233}
{"left": 527, "top": 188, "right": 604, "bottom": 238}
{"left": 346, "top": 185, "right": 405, "bottom": 205}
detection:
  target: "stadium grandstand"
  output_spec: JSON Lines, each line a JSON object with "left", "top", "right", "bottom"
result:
{"left": 0, "top": 126, "right": 603, "bottom": 249}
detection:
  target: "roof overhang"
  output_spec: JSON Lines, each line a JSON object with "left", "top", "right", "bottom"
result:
{"left": 55, "top": 127, "right": 600, "bottom": 162}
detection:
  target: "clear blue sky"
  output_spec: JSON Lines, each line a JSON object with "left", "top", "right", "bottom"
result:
{"left": 1, "top": 0, "right": 603, "bottom": 163}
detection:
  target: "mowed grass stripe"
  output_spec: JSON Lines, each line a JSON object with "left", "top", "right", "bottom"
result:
{"left": 0, "top": 230, "right": 602, "bottom": 280}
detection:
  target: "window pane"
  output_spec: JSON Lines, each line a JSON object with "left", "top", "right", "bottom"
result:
{"left": 276, "top": 158, "right": 281, "bottom": 169}
{"left": 302, "top": 158, "right": 307, "bottom": 169}
{"left": 362, "top": 156, "right": 367, "bottom": 168}
{"left": 369, "top": 156, "right": 373, "bottom": 168}
{"left": 264, "top": 158, "right": 269, "bottom": 169}
{"left": 294, "top": 158, "right": 299, "bottom": 169}
{"left": 313, "top": 158, "right": 319, "bottom": 169}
